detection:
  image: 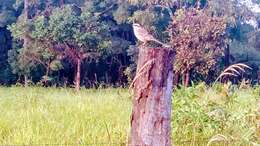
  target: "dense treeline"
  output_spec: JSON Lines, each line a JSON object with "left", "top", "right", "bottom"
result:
{"left": 0, "top": 0, "right": 260, "bottom": 89}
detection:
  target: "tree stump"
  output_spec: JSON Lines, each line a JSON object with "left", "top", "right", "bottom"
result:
{"left": 130, "top": 47, "right": 174, "bottom": 146}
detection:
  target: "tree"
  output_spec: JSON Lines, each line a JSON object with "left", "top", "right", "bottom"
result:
{"left": 125, "top": 0, "right": 210, "bottom": 85}
{"left": 207, "top": 0, "right": 260, "bottom": 82}
{"left": 8, "top": 0, "right": 91, "bottom": 86}
{"left": 0, "top": 0, "right": 17, "bottom": 28}
{"left": 207, "top": 0, "right": 254, "bottom": 66}
{"left": 4, "top": 0, "right": 260, "bottom": 86}
{"left": 169, "top": 8, "right": 227, "bottom": 86}
{"left": 0, "top": 0, "right": 17, "bottom": 84}
{"left": 22, "top": 0, "right": 31, "bottom": 85}
{"left": 8, "top": 0, "right": 45, "bottom": 85}
{"left": 31, "top": 5, "right": 111, "bottom": 91}
{"left": 8, "top": 0, "right": 134, "bottom": 87}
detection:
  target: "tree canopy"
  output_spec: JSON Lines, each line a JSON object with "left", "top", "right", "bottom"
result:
{"left": 0, "top": 0, "right": 260, "bottom": 87}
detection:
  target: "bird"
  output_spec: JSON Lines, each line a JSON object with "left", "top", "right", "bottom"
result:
{"left": 132, "top": 23, "right": 170, "bottom": 47}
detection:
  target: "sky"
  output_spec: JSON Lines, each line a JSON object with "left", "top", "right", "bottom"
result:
{"left": 239, "top": 0, "right": 260, "bottom": 13}
{"left": 238, "top": 0, "right": 260, "bottom": 28}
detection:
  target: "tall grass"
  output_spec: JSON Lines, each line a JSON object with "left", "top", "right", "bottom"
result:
{"left": 0, "top": 84, "right": 259, "bottom": 145}
{"left": 215, "top": 63, "right": 252, "bottom": 83}
{"left": 0, "top": 87, "right": 131, "bottom": 145}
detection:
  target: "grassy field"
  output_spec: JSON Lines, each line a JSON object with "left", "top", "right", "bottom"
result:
{"left": 0, "top": 83, "right": 259, "bottom": 146}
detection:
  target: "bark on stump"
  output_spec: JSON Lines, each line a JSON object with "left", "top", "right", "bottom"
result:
{"left": 130, "top": 47, "right": 174, "bottom": 146}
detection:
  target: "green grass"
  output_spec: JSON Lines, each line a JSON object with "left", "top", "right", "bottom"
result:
{"left": 0, "top": 83, "right": 259, "bottom": 145}
{"left": 0, "top": 87, "right": 131, "bottom": 145}
{"left": 172, "top": 83, "right": 260, "bottom": 146}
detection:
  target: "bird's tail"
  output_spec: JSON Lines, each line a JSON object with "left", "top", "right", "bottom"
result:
{"left": 152, "top": 38, "right": 171, "bottom": 48}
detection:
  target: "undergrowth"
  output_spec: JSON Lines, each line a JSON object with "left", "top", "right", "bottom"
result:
{"left": 173, "top": 82, "right": 260, "bottom": 146}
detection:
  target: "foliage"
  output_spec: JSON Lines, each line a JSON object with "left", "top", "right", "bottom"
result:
{"left": 32, "top": 5, "right": 111, "bottom": 58}
{"left": 172, "top": 83, "right": 260, "bottom": 145}
{"left": 0, "top": 0, "right": 18, "bottom": 84}
{"left": 1, "top": 0, "right": 260, "bottom": 86}
{"left": 169, "top": 8, "right": 227, "bottom": 85}
{"left": 7, "top": 15, "right": 55, "bottom": 78}
{"left": 207, "top": 0, "right": 260, "bottom": 75}
{"left": 128, "top": 0, "right": 206, "bottom": 8}
{"left": 8, "top": 3, "right": 114, "bottom": 89}
{"left": 4, "top": 0, "right": 135, "bottom": 87}
{"left": 0, "top": 0, "right": 17, "bottom": 27}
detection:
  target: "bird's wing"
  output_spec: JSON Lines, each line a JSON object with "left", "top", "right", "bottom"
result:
{"left": 137, "top": 28, "right": 155, "bottom": 40}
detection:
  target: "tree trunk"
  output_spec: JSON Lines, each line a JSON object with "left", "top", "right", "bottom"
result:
{"left": 23, "top": 0, "right": 30, "bottom": 87}
{"left": 60, "top": 0, "right": 65, "bottom": 7}
{"left": 196, "top": 0, "right": 201, "bottom": 8}
{"left": 24, "top": 0, "right": 29, "bottom": 19}
{"left": 224, "top": 44, "right": 230, "bottom": 67}
{"left": 23, "top": 0, "right": 30, "bottom": 48}
{"left": 173, "top": 72, "right": 180, "bottom": 87}
{"left": 75, "top": 58, "right": 81, "bottom": 92}
{"left": 130, "top": 47, "right": 174, "bottom": 146}
{"left": 24, "top": 75, "right": 28, "bottom": 87}
{"left": 184, "top": 71, "right": 190, "bottom": 87}
{"left": 182, "top": 73, "right": 185, "bottom": 86}
{"left": 44, "top": 61, "right": 51, "bottom": 86}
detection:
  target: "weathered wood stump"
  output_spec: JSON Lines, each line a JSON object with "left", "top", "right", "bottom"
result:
{"left": 130, "top": 47, "right": 174, "bottom": 146}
